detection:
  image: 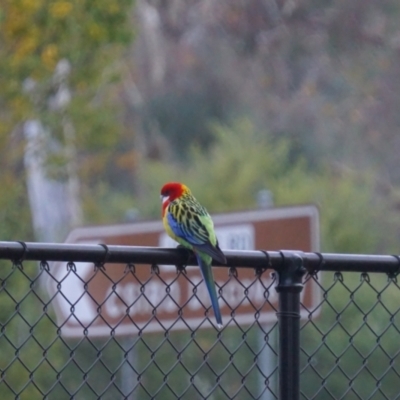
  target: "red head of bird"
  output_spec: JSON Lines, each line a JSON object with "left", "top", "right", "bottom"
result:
{"left": 160, "top": 182, "right": 190, "bottom": 214}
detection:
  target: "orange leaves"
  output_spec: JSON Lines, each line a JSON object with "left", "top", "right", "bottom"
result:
{"left": 1, "top": 0, "right": 133, "bottom": 76}
{"left": 49, "top": 1, "right": 74, "bottom": 19}
{"left": 3, "top": 2, "right": 42, "bottom": 73}
{"left": 41, "top": 44, "right": 59, "bottom": 70}
{"left": 3, "top": 0, "right": 41, "bottom": 38}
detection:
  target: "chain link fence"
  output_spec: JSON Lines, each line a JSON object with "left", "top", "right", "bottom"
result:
{"left": 0, "top": 242, "right": 399, "bottom": 399}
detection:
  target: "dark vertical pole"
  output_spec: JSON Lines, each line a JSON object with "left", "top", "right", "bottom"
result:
{"left": 275, "top": 251, "right": 305, "bottom": 400}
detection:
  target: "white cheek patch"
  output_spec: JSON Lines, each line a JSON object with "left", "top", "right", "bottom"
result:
{"left": 161, "top": 195, "right": 169, "bottom": 204}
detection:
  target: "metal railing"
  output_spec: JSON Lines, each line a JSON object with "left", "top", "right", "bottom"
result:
{"left": 0, "top": 241, "right": 399, "bottom": 399}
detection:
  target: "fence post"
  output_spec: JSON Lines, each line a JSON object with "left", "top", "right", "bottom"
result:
{"left": 275, "top": 251, "right": 305, "bottom": 400}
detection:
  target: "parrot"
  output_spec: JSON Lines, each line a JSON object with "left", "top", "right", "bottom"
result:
{"left": 160, "top": 182, "right": 226, "bottom": 328}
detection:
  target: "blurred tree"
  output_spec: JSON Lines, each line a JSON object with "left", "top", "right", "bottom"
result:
{"left": 0, "top": 0, "right": 135, "bottom": 397}
{"left": 136, "top": 119, "right": 399, "bottom": 254}
{"left": 0, "top": 0, "right": 134, "bottom": 234}
{"left": 125, "top": 0, "right": 400, "bottom": 187}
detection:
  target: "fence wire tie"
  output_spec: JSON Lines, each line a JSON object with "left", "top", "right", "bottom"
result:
{"left": 229, "top": 266, "right": 238, "bottom": 278}
{"left": 269, "top": 270, "right": 277, "bottom": 283}
{"left": 360, "top": 272, "right": 370, "bottom": 283}
{"left": 334, "top": 271, "right": 344, "bottom": 282}
{"left": 124, "top": 263, "right": 136, "bottom": 273}
{"left": 175, "top": 263, "right": 187, "bottom": 274}
{"left": 13, "top": 241, "right": 28, "bottom": 270}
{"left": 40, "top": 260, "right": 50, "bottom": 272}
{"left": 66, "top": 261, "right": 76, "bottom": 273}
{"left": 305, "top": 252, "right": 324, "bottom": 280}
{"left": 94, "top": 243, "right": 110, "bottom": 271}
{"left": 151, "top": 264, "right": 160, "bottom": 275}
{"left": 255, "top": 250, "right": 272, "bottom": 277}
{"left": 388, "top": 255, "right": 400, "bottom": 281}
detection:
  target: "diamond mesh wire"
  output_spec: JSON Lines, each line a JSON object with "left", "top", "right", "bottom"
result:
{"left": 0, "top": 254, "right": 399, "bottom": 399}
{"left": 0, "top": 259, "right": 278, "bottom": 400}
{"left": 300, "top": 272, "right": 400, "bottom": 400}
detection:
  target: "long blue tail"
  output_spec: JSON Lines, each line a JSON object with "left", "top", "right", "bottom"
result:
{"left": 196, "top": 255, "right": 223, "bottom": 328}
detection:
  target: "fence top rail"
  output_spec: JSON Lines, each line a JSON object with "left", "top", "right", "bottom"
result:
{"left": 0, "top": 241, "right": 398, "bottom": 275}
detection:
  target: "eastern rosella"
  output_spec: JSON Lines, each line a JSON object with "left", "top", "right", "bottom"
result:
{"left": 160, "top": 182, "right": 226, "bottom": 328}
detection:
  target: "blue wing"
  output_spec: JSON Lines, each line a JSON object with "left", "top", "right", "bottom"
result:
{"left": 166, "top": 209, "right": 205, "bottom": 245}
